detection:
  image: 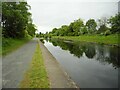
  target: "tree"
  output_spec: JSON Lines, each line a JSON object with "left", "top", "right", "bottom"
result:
{"left": 86, "top": 19, "right": 97, "bottom": 34}
{"left": 51, "top": 28, "right": 60, "bottom": 36}
{"left": 59, "top": 25, "right": 69, "bottom": 36}
{"left": 26, "top": 23, "right": 36, "bottom": 37}
{"left": 2, "top": 2, "right": 36, "bottom": 38}
{"left": 109, "top": 13, "right": 120, "bottom": 33}
{"left": 80, "top": 26, "right": 88, "bottom": 34}
{"left": 67, "top": 22, "right": 74, "bottom": 36}
{"left": 52, "top": 28, "right": 57, "bottom": 34}
{"left": 97, "top": 17, "right": 109, "bottom": 34}
{"left": 72, "top": 19, "right": 84, "bottom": 36}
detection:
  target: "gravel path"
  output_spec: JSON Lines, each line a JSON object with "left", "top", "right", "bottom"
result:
{"left": 2, "top": 38, "right": 37, "bottom": 88}
{"left": 39, "top": 41, "right": 78, "bottom": 88}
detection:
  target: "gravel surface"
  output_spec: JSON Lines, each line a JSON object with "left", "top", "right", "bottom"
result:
{"left": 2, "top": 38, "right": 37, "bottom": 88}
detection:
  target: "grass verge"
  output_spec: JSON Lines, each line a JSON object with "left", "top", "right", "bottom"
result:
{"left": 53, "top": 34, "right": 119, "bottom": 46}
{"left": 2, "top": 38, "right": 31, "bottom": 56}
{"left": 20, "top": 42, "right": 50, "bottom": 88}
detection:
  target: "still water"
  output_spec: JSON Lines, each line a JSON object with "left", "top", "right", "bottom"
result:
{"left": 43, "top": 38, "right": 119, "bottom": 88}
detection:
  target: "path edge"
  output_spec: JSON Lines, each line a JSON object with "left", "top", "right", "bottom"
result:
{"left": 38, "top": 40, "right": 80, "bottom": 89}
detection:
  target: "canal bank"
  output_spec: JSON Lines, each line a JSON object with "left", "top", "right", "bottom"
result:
{"left": 52, "top": 35, "right": 119, "bottom": 47}
{"left": 39, "top": 41, "right": 79, "bottom": 88}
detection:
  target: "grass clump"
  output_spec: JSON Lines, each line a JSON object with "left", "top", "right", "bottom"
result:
{"left": 2, "top": 37, "right": 31, "bottom": 56}
{"left": 20, "top": 42, "right": 50, "bottom": 88}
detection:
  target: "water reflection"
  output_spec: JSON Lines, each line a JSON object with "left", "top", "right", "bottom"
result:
{"left": 49, "top": 38, "right": 119, "bottom": 69}
{"left": 40, "top": 38, "right": 45, "bottom": 44}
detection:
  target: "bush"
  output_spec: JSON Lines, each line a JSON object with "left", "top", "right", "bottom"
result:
{"left": 2, "top": 37, "right": 11, "bottom": 47}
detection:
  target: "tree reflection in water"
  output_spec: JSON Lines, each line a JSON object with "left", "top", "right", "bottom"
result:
{"left": 49, "top": 38, "right": 119, "bottom": 69}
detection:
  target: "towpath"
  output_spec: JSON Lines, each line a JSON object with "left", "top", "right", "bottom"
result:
{"left": 2, "top": 38, "right": 37, "bottom": 88}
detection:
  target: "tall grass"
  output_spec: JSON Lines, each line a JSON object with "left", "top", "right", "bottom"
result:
{"left": 2, "top": 37, "right": 31, "bottom": 56}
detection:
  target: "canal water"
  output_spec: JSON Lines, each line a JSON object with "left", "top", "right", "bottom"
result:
{"left": 43, "top": 38, "right": 119, "bottom": 88}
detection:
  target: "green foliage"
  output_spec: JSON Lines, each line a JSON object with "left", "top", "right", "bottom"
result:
{"left": 86, "top": 19, "right": 97, "bottom": 34}
{"left": 26, "top": 23, "right": 36, "bottom": 37}
{"left": 50, "top": 38, "right": 119, "bottom": 68}
{"left": 60, "top": 25, "right": 69, "bottom": 36}
{"left": 97, "top": 24, "right": 109, "bottom": 34}
{"left": 109, "top": 13, "right": 120, "bottom": 33}
{"left": 49, "top": 18, "right": 84, "bottom": 36}
{"left": 44, "top": 13, "right": 119, "bottom": 37}
{"left": 97, "top": 17, "right": 108, "bottom": 34}
{"left": 52, "top": 28, "right": 58, "bottom": 35}
{"left": 2, "top": 2, "right": 36, "bottom": 38}
{"left": 72, "top": 19, "right": 84, "bottom": 35}
{"left": 2, "top": 37, "right": 31, "bottom": 55}
{"left": 36, "top": 32, "right": 44, "bottom": 38}
{"left": 80, "top": 27, "right": 88, "bottom": 34}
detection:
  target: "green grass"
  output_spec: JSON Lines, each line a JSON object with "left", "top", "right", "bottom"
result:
{"left": 2, "top": 38, "right": 31, "bottom": 56}
{"left": 53, "top": 34, "right": 119, "bottom": 46}
{"left": 20, "top": 42, "right": 50, "bottom": 88}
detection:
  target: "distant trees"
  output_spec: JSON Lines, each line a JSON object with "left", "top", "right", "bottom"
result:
{"left": 2, "top": 2, "right": 36, "bottom": 38}
{"left": 97, "top": 17, "right": 109, "bottom": 34}
{"left": 72, "top": 19, "right": 84, "bottom": 36}
{"left": 26, "top": 23, "right": 36, "bottom": 37}
{"left": 36, "top": 32, "right": 44, "bottom": 37}
{"left": 35, "top": 13, "right": 120, "bottom": 38}
{"left": 46, "top": 18, "right": 96, "bottom": 36}
{"left": 80, "top": 27, "right": 87, "bottom": 34}
{"left": 109, "top": 13, "right": 120, "bottom": 33}
{"left": 86, "top": 19, "right": 97, "bottom": 34}
{"left": 46, "top": 13, "right": 120, "bottom": 37}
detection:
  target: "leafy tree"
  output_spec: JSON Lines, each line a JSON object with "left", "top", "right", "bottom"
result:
{"left": 2, "top": 2, "right": 36, "bottom": 38}
{"left": 49, "top": 14, "right": 119, "bottom": 37}
{"left": 59, "top": 25, "right": 69, "bottom": 36}
{"left": 109, "top": 13, "right": 120, "bottom": 33}
{"left": 97, "top": 17, "right": 109, "bottom": 34}
{"left": 97, "top": 25, "right": 109, "bottom": 34}
{"left": 26, "top": 23, "right": 36, "bottom": 37}
{"left": 51, "top": 28, "right": 60, "bottom": 36}
{"left": 67, "top": 23, "right": 74, "bottom": 36}
{"left": 52, "top": 28, "right": 57, "bottom": 34}
{"left": 72, "top": 19, "right": 84, "bottom": 36}
{"left": 80, "top": 26, "right": 88, "bottom": 34}
{"left": 86, "top": 19, "right": 97, "bottom": 34}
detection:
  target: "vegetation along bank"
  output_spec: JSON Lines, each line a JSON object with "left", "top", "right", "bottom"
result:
{"left": 37, "top": 13, "right": 120, "bottom": 47}
{"left": 2, "top": 2, "right": 37, "bottom": 55}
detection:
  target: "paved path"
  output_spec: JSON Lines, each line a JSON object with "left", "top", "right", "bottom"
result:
{"left": 39, "top": 41, "right": 78, "bottom": 88}
{"left": 2, "top": 38, "right": 37, "bottom": 88}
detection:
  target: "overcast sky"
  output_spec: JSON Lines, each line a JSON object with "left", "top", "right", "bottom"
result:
{"left": 27, "top": 0, "right": 119, "bottom": 33}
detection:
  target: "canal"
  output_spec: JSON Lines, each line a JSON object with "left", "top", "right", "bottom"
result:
{"left": 43, "top": 38, "right": 119, "bottom": 88}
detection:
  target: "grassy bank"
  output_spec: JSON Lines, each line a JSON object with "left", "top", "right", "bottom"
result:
{"left": 53, "top": 34, "right": 119, "bottom": 46}
{"left": 2, "top": 38, "right": 31, "bottom": 56}
{"left": 20, "top": 42, "right": 50, "bottom": 88}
